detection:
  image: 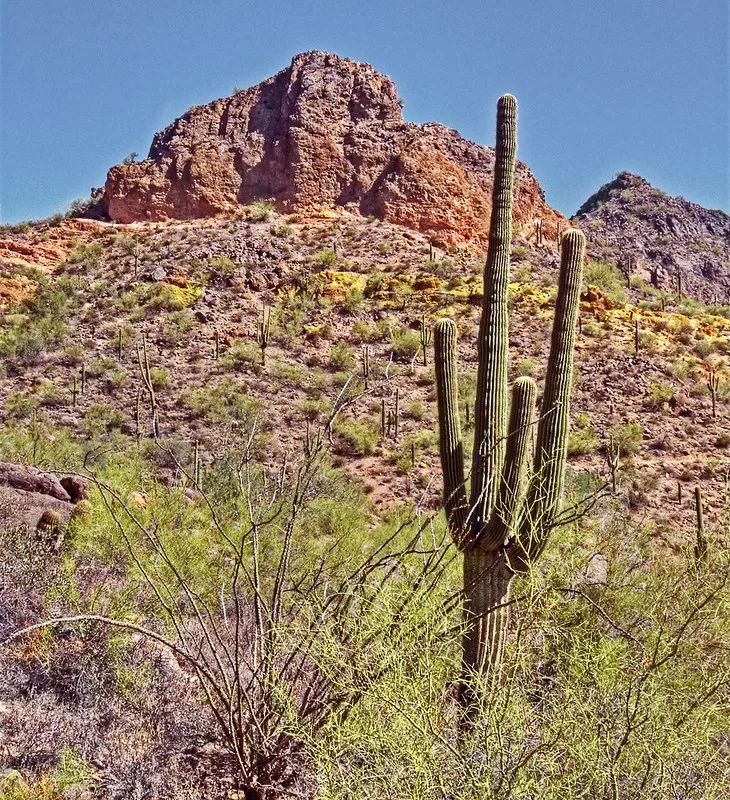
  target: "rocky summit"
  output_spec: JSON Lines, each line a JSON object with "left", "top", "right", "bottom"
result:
{"left": 102, "top": 51, "right": 563, "bottom": 249}
{"left": 574, "top": 171, "right": 730, "bottom": 301}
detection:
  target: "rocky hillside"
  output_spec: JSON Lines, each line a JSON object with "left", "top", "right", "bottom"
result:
{"left": 3, "top": 206, "right": 730, "bottom": 549}
{"left": 574, "top": 172, "right": 730, "bottom": 301}
{"left": 101, "top": 51, "right": 564, "bottom": 250}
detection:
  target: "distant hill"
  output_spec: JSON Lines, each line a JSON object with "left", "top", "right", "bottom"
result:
{"left": 574, "top": 172, "right": 730, "bottom": 302}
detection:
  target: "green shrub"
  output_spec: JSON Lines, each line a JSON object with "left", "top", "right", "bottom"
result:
{"left": 208, "top": 256, "right": 238, "bottom": 277}
{"left": 645, "top": 382, "right": 675, "bottom": 409}
{"left": 6, "top": 391, "right": 39, "bottom": 418}
{"left": 83, "top": 402, "right": 125, "bottom": 438}
{"left": 222, "top": 341, "right": 261, "bottom": 370}
{"left": 270, "top": 359, "right": 306, "bottom": 385}
{"left": 36, "top": 379, "right": 65, "bottom": 407}
{"left": 0, "top": 315, "right": 66, "bottom": 363}
{"left": 248, "top": 200, "right": 275, "bottom": 222}
{"left": 162, "top": 309, "right": 196, "bottom": 344}
{"left": 182, "top": 379, "right": 262, "bottom": 429}
{"left": 609, "top": 422, "right": 644, "bottom": 455}
{"left": 329, "top": 341, "right": 356, "bottom": 372}
{"left": 149, "top": 367, "right": 171, "bottom": 391}
{"left": 694, "top": 337, "right": 719, "bottom": 358}
{"left": 669, "top": 357, "right": 690, "bottom": 381}
{"left": 271, "top": 223, "right": 293, "bottom": 238}
{"left": 62, "top": 343, "right": 85, "bottom": 365}
{"left": 351, "top": 320, "right": 387, "bottom": 343}
{"left": 103, "top": 366, "right": 128, "bottom": 390}
{"left": 637, "top": 330, "right": 659, "bottom": 353}
{"left": 0, "top": 276, "right": 74, "bottom": 365}
{"left": 583, "top": 260, "right": 628, "bottom": 305}
{"left": 334, "top": 418, "right": 379, "bottom": 455}
{"left": 405, "top": 399, "right": 427, "bottom": 421}
{"left": 311, "top": 248, "right": 337, "bottom": 269}
{"left": 65, "top": 243, "right": 102, "bottom": 266}
{"left": 147, "top": 282, "right": 202, "bottom": 311}
{"left": 87, "top": 358, "right": 117, "bottom": 378}
{"left": 390, "top": 329, "right": 421, "bottom": 362}
{"left": 581, "top": 320, "right": 605, "bottom": 338}
{"left": 567, "top": 426, "right": 600, "bottom": 456}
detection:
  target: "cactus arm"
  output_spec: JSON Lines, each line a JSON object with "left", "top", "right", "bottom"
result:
{"left": 481, "top": 376, "right": 537, "bottom": 550}
{"left": 512, "top": 229, "right": 585, "bottom": 566}
{"left": 434, "top": 319, "right": 469, "bottom": 546}
{"left": 470, "top": 94, "right": 517, "bottom": 533}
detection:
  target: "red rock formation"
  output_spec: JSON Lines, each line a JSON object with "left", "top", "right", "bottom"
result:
{"left": 103, "top": 51, "right": 565, "bottom": 250}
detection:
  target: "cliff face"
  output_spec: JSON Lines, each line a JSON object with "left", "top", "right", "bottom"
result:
{"left": 102, "top": 51, "right": 564, "bottom": 249}
{"left": 574, "top": 172, "right": 730, "bottom": 301}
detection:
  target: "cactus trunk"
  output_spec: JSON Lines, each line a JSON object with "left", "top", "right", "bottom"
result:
{"left": 462, "top": 544, "right": 515, "bottom": 676}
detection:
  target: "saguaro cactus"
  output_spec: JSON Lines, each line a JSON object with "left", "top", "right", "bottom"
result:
{"left": 708, "top": 368, "right": 720, "bottom": 418}
{"left": 433, "top": 94, "right": 585, "bottom": 681}
{"left": 420, "top": 314, "right": 432, "bottom": 366}
{"left": 256, "top": 306, "right": 271, "bottom": 365}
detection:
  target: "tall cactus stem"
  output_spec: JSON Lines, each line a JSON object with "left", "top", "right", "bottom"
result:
{"left": 694, "top": 486, "right": 707, "bottom": 565}
{"left": 434, "top": 319, "right": 469, "bottom": 543}
{"left": 470, "top": 93, "right": 517, "bottom": 532}
{"left": 482, "top": 376, "right": 537, "bottom": 549}
{"left": 516, "top": 228, "right": 585, "bottom": 561}
{"left": 708, "top": 368, "right": 720, "bottom": 418}
{"left": 420, "top": 315, "right": 432, "bottom": 366}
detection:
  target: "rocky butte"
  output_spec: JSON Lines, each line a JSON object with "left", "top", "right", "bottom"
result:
{"left": 573, "top": 171, "right": 730, "bottom": 301}
{"left": 101, "top": 51, "right": 564, "bottom": 250}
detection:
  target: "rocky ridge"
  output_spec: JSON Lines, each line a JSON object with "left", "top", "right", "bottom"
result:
{"left": 573, "top": 172, "right": 730, "bottom": 301}
{"left": 102, "top": 51, "right": 564, "bottom": 250}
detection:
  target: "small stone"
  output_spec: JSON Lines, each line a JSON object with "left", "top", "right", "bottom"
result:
{"left": 128, "top": 492, "right": 147, "bottom": 509}
{"left": 585, "top": 553, "right": 609, "bottom": 587}
{"left": 60, "top": 475, "right": 88, "bottom": 503}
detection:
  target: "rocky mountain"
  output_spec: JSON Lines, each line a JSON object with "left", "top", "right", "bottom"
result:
{"left": 101, "top": 51, "right": 564, "bottom": 250}
{"left": 573, "top": 172, "right": 730, "bottom": 302}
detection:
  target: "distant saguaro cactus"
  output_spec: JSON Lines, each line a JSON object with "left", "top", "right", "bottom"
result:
{"left": 708, "top": 368, "right": 720, "bottom": 418}
{"left": 420, "top": 314, "right": 432, "bottom": 366}
{"left": 694, "top": 486, "right": 707, "bottom": 565}
{"left": 256, "top": 305, "right": 271, "bottom": 365}
{"left": 433, "top": 94, "right": 585, "bottom": 686}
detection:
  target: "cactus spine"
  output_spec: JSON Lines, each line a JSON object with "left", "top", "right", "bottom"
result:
{"left": 433, "top": 95, "right": 585, "bottom": 683}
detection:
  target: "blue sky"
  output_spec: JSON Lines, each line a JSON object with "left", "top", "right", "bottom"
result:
{"left": 1, "top": 0, "right": 728, "bottom": 222}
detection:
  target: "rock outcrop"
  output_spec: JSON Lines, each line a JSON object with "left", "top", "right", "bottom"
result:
{"left": 102, "top": 51, "right": 564, "bottom": 249}
{"left": 574, "top": 172, "right": 730, "bottom": 301}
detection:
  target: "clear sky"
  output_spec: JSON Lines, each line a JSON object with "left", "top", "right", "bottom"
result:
{"left": 1, "top": 0, "right": 728, "bottom": 223}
